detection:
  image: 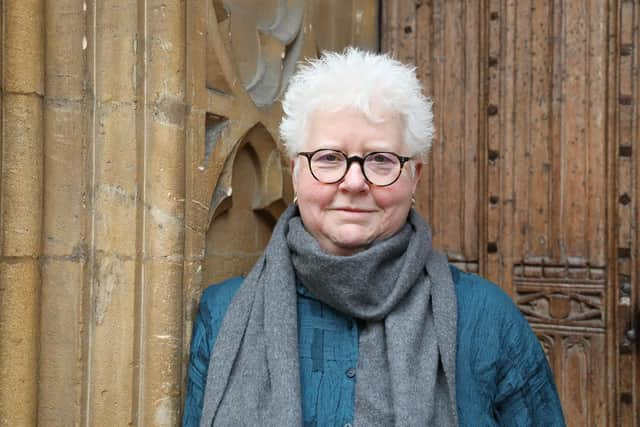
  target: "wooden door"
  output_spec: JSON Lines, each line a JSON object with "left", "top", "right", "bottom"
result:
{"left": 382, "top": 0, "right": 639, "bottom": 425}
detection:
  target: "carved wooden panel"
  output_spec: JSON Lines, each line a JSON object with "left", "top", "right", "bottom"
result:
{"left": 515, "top": 266, "right": 605, "bottom": 328}
{"left": 384, "top": 0, "right": 639, "bottom": 425}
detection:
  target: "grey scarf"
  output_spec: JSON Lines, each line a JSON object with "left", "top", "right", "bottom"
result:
{"left": 200, "top": 205, "right": 457, "bottom": 426}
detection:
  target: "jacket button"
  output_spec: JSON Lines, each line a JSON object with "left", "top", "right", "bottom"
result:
{"left": 346, "top": 368, "right": 356, "bottom": 378}
{"left": 344, "top": 423, "right": 352, "bottom": 427}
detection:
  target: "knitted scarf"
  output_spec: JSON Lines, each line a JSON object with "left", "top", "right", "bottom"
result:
{"left": 200, "top": 205, "right": 458, "bottom": 426}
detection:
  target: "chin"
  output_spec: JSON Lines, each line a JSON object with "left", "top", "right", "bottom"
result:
{"left": 324, "top": 242, "right": 368, "bottom": 256}
{"left": 328, "top": 235, "right": 374, "bottom": 255}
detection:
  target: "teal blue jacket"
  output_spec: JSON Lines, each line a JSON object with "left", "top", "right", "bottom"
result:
{"left": 183, "top": 266, "right": 565, "bottom": 426}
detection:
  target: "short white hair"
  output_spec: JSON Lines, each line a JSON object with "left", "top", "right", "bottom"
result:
{"left": 279, "top": 47, "right": 434, "bottom": 160}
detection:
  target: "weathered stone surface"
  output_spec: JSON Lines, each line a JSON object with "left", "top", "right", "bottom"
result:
{"left": 38, "top": 261, "right": 85, "bottom": 426}
{"left": 1, "top": 3, "right": 44, "bottom": 425}
{"left": 95, "top": 1, "right": 137, "bottom": 102}
{"left": 88, "top": 256, "right": 136, "bottom": 424}
{"left": 4, "top": 0, "right": 44, "bottom": 94}
{"left": 0, "top": 261, "right": 40, "bottom": 426}
{"left": 141, "top": 259, "right": 183, "bottom": 427}
{"left": 145, "top": 120, "right": 186, "bottom": 258}
{"left": 36, "top": 2, "right": 89, "bottom": 424}
{"left": 93, "top": 105, "right": 138, "bottom": 257}
{"left": 45, "top": 0, "right": 85, "bottom": 99}
{"left": 2, "top": 95, "right": 44, "bottom": 257}
{"left": 43, "top": 103, "right": 87, "bottom": 256}
{"left": 139, "top": 1, "right": 186, "bottom": 425}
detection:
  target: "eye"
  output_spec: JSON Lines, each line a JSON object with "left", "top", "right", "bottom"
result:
{"left": 367, "top": 153, "right": 397, "bottom": 165}
{"left": 313, "top": 150, "right": 344, "bottom": 164}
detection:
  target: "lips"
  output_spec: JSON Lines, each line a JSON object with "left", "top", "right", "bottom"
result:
{"left": 332, "top": 207, "right": 375, "bottom": 213}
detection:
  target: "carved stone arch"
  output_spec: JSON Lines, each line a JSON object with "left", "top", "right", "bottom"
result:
{"left": 208, "top": 122, "right": 290, "bottom": 223}
{"left": 204, "top": 122, "right": 291, "bottom": 283}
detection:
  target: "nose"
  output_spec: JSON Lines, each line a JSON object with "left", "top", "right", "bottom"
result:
{"left": 338, "top": 161, "right": 369, "bottom": 192}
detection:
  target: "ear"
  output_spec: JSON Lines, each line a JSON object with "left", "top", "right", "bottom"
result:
{"left": 411, "top": 161, "right": 423, "bottom": 193}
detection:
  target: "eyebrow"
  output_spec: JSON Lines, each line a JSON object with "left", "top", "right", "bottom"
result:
{"left": 310, "top": 142, "right": 401, "bottom": 153}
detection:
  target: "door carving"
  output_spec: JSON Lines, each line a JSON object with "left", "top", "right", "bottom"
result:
{"left": 383, "top": 0, "right": 639, "bottom": 425}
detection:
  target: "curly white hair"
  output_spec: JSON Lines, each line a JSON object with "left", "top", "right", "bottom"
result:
{"left": 279, "top": 47, "right": 434, "bottom": 160}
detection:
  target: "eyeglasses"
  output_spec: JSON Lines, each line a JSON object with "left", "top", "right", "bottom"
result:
{"left": 297, "top": 149, "right": 413, "bottom": 187}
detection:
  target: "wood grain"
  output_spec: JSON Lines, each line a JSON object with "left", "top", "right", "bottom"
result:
{"left": 384, "top": 0, "right": 639, "bottom": 425}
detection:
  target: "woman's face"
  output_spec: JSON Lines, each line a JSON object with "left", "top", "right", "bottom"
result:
{"left": 292, "top": 108, "right": 422, "bottom": 256}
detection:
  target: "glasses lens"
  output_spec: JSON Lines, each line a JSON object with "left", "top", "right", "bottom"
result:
{"left": 364, "top": 152, "right": 401, "bottom": 186}
{"left": 310, "top": 150, "right": 347, "bottom": 183}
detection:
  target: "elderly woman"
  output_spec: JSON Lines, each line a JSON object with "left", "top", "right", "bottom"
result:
{"left": 183, "top": 49, "right": 565, "bottom": 426}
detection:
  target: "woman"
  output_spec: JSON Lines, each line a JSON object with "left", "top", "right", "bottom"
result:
{"left": 184, "top": 48, "right": 565, "bottom": 426}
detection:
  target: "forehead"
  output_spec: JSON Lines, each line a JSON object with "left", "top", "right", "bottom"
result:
{"left": 304, "top": 107, "right": 406, "bottom": 153}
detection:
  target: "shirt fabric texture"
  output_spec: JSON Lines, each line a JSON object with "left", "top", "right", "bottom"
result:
{"left": 183, "top": 266, "right": 565, "bottom": 427}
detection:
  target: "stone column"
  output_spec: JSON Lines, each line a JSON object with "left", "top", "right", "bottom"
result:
{"left": 137, "top": 0, "right": 186, "bottom": 424}
{"left": 38, "top": 0, "right": 88, "bottom": 424}
{"left": 86, "top": 0, "right": 139, "bottom": 424}
{"left": 0, "top": 0, "right": 45, "bottom": 425}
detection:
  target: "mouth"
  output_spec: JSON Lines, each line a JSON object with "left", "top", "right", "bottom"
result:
{"left": 333, "top": 207, "right": 375, "bottom": 213}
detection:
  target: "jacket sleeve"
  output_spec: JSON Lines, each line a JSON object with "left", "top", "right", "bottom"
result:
{"left": 182, "top": 277, "right": 243, "bottom": 427}
{"left": 492, "top": 297, "right": 566, "bottom": 426}
{"left": 452, "top": 266, "right": 566, "bottom": 427}
{"left": 182, "top": 300, "right": 211, "bottom": 427}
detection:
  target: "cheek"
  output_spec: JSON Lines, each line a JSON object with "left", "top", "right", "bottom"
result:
{"left": 296, "top": 184, "right": 335, "bottom": 239}
{"left": 374, "top": 188, "right": 411, "bottom": 211}
{"left": 372, "top": 188, "right": 414, "bottom": 227}
{"left": 296, "top": 176, "right": 334, "bottom": 209}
